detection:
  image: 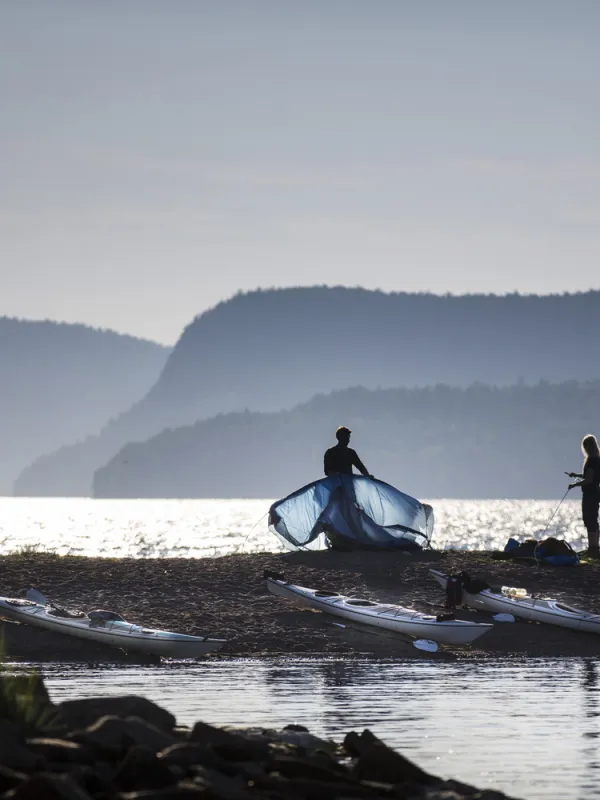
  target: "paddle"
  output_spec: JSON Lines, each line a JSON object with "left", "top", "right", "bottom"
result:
{"left": 493, "top": 613, "right": 515, "bottom": 623}
{"left": 413, "top": 639, "right": 439, "bottom": 652}
{"left": 26, "top": 588, "right": 48, "bottom": 606}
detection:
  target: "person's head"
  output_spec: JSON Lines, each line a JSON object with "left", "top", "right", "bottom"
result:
{"left": 582, "top": 434, "right": 600, "bottom": 459}
{"left": 336, "top": 426, "right": 351, "bottom": 446}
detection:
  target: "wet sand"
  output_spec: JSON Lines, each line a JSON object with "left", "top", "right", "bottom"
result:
{"left": 1, "top": 549, "right": 599, "bottom": 661}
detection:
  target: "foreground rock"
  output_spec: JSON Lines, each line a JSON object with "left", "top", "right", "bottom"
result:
{"left": 0, "top": 676, "right": 518, "bottom": 799}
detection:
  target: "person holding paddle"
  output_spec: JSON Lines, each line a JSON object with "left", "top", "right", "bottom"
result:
{"left": 567, "top": 434, "right": 600, "bottom": 559}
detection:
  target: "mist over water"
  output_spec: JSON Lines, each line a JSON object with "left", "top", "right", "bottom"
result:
{"left": 0, "top": 497, "right": 585, "bottom": 557}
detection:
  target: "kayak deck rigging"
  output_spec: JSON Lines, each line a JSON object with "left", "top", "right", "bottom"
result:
{"left": 265, "top": 572, "right": 492, "bottom": 646}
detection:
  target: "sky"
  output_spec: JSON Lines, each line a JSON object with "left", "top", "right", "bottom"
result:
{"left": 1, "top": 1, "right": 600, "bottom": 344}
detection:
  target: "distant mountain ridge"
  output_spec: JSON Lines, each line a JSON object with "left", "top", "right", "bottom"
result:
{"left": 1, "top": 317, "right": 170, "bottom": 494}
{"left": 14, "top": 287, "right": 600, "bottom": 496}
{"left": 93, "top": 381, "right": 600, "bottom": 500}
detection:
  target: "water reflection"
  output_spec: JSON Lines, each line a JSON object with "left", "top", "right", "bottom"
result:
{"left": 319, "top": 661, "right": 368, "bottom": 734}
{"left": 37, "top": 656, "right": 600, "bottom": 800}
{"left": 580, "top": 659, "right": 600, "bottom": 797}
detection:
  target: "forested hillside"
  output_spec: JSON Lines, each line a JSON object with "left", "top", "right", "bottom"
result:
{"left": 93, "top": 381, "right": 596, "bottom": 500}
{"left": 15, "top": 287, "right": 599, "bottom": 496}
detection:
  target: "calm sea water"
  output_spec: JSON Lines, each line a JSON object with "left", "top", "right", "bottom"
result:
{"left": 31, "top": 656, "right": 599, "bottom": 800}
{"left": 0, "top": 496, "right": 586, "bottom": 557}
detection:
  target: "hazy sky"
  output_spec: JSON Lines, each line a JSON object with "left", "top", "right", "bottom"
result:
{"left": 2, "top": 1, "right": 600, "bottom": 343}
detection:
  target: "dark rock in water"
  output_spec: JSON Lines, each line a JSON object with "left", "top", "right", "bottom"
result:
{"left": 67, "top": 716, "right": 132, "bottom": 759}
{"left": 60, "top": 764, "right": 114, "bottom": 797}
{"left": 187, "top": 720, "right": 241, "bottom": 748}
{"left": 347, "top": 729, "right": 438, "bottom": 786}
{"left": 158, "top": 743, "right": 212, "bottom": 772}
{"left": 189, "top": 721, "right": 269, "bottom": 762}
{"left": 26, "top": 738, "right": 91, "bottom": 764}
{"left": 262, "top": 775, "right": 379, "bottom": 798}
{"left": 0, "top": 737, "right": 46, "bottom": 774}
{"left": 116, "top": 783, "right": 206, "bottom": 798}
{"left": 268, "top": 754, "right": 351, "bottom": 783}
{"left": 211, "top": 738, "right": 269, "bottom": 765}
{"left": 6, "top": 772, "right": 94, "bottom": 799}
{"left": 172, "top": 746, "right": 238, "bottom": 777}
{"left": 193, "top": 767, "right": 253, "bottom": 800}
{"left": 233, "top": 761, "right": 267, "bottom": 784}
{"left": 430, "top": 779, "right": 507, "bottom": 799}
{"left": 0, "top": 765, "right": 26, "bottom": 793}
{"left": 0, "top": 720, "right": 24, "bottom": 744}
{"left": 69, "top": 716, "right": 177, "bottom": 758}
{"left": 282, "top": 723, "right": 309, "bottom": 733}
{"left": 56, "top": 697, "right": 176, "bottom": 733}
{"left": 273, "top": 729, "right": 337, "bottom": 753}
{"left": 114, "top": 745, "right": 176, "bottom": 792}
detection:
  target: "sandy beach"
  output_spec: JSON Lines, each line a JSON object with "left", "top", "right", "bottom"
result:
{"left": 1, "top": 549, "right": 599, "bottom": 662}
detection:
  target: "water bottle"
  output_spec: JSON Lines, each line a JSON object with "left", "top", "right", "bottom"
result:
{"left": 501, "top": 586, "right": 527, "bottom": 598}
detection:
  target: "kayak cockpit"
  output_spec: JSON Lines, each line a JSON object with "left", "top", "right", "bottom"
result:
{"left": 344, "top": 599, "right": 379, "bottom": 607}
{"left": 47, "top": 606, "right": 86, "bottom": 619}
{"left": 87, "top": 610, "right": 125, "bottom": 622}
{"left": 553, "top": 603, "right": 588, "bottom": 615}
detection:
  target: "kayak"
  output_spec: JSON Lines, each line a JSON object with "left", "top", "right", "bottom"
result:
{"left": 430, "top": 569, "right": 600, "bottom": 635}
{"left": 0, "top": 594, "right": 226, "bottom": 659}
{"left": 265, "top": 573, "right": 492, "bottom": 645}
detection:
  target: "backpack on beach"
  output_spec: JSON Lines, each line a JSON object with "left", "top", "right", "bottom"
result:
{"left": 500, "top": 536, "right": 579, "bottom": 566}
{"left": 534, "top": 537, "right": 579, "bottom": 565}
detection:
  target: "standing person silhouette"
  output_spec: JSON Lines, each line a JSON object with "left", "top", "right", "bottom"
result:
{"left": 568, "top": 434, "right": 600, "bottom": 559}
{"left": 324, "top": 426, "right": 374, "bottom": 479}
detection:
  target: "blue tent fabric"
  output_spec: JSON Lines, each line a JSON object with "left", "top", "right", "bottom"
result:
{"left": 268, "top": 475, "right": 434, "bottom": 551}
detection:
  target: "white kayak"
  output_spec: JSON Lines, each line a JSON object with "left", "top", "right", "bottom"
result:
{"left": 0, "top": 592, "right": 226, "bottom": 659}
{"left": 430, "top": 569, "right": 600, "bottom": 635}
{"left": 266, "top": 573, "right": 492, "bottom": 645}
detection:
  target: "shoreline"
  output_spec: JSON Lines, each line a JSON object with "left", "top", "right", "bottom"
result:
{"left": 2, "top": 549, "right": 600, "bottom": 662}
